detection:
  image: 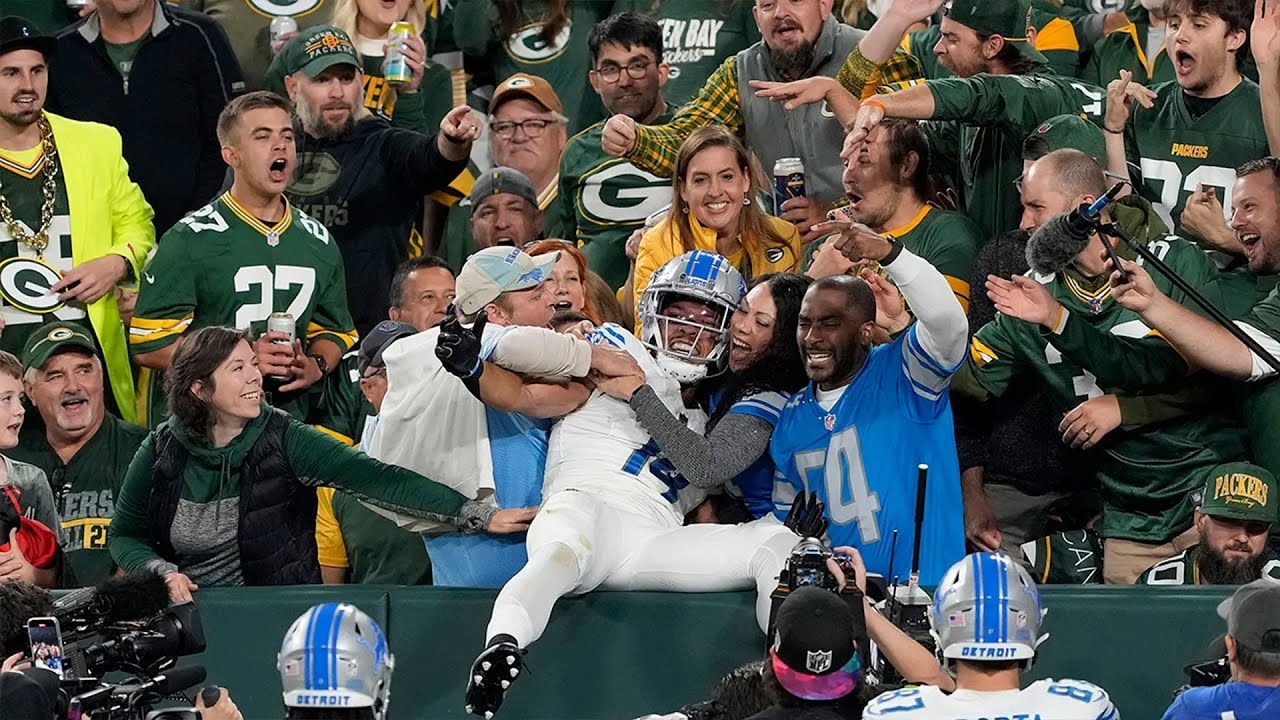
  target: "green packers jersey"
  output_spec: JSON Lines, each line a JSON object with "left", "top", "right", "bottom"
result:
{"left": 1126, "top": 79, "right": 1268, "bottom": 240}
{"left": 451, "top": 0, "right": 612, "bottom": 134}
{"left": 560, "top": 106, "right": 676, "bottom": 289}
{"left": 612, "top": 0, "right": 760, "bottom": 107}
{"left": 130, "top": 193, "right": 357, "bottom": 426}
{"left": 927, "top": 71, "right": 1106, "bottom": 238}
{"left": 439, "top": 177, "right": 569, "bottom": 273}
{"left": 178, "top": 0, "right": 334, "bottom": 91}
{"left": 307, "top": 351, "right": 373, "bottom": 445}
{"left": 1138, "top": 545, "right": 1280, "bottom": 585}
{"left": 960, "top": 235, "right": 1249, "bottom": 543}
{"left": 0, "top": 145, "right": 96, "bottom": 360}
{"left": 1082, "top": 12, "right": 1174, "bottom": 88}
{"left": 1020, "top": 529, "right": 1104, "bottom": 585}
{"left": 331, "top": 489, "right": 432, "bottom": 584}
{"left": 8, "top": 414, "right": 146, "bottom": 587}
{"left": 890, "top": 204, "right": 981, "bottom": 312}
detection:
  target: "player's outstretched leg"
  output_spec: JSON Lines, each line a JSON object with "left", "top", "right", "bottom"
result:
{"left": 464, "top": 634, "right": 525, "bottom": 719}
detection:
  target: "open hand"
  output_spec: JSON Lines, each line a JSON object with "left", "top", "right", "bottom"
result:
{"left": 985, "top": 275, "right": 1063, "bottom": 329}
{"left": 862, "top": 269, "right": 911, "bottom": 335}
{"left": 1254, "top": 0, "right": 1280, "bottom": 68}
{"left": 164, "top": 572, "right": 198, "bottom": 603}
{"left": 749, "top": 77, "right": 838, "bottom": 110}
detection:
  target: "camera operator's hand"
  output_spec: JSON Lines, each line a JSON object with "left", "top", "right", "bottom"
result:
{"left": 165, "top": 572, "right": 199, "bottom": 603}
{"left": 196, "top": 686, "right": 243, "bottom": 720}
{"left": 1, "top": 651, "right": 29, "bottom": 673}
{"left": 826, "top": 546, "right": 867, "bottom": 594}
{"left": 436, "top": 306, "right": 485, "bottom": 380}
{"left": 783, "top": 491, "right": 828, "bottom": 538}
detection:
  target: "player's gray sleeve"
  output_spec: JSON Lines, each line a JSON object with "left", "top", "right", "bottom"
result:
{"left": 884, "top": 247, "right": 969, "bottom": 372}
{"left": 629, "top": 386, "right": 775, "bottom": 488}
{"left": 487, "top": 326, "right": 593, "bottom": 379}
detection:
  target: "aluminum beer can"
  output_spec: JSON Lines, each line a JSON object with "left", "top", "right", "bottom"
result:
{"left": 66, "top": 0, "right": 89, "bottom": 10}
{"left": 268, "top": 312, "right": 295, "bottom": 344}
{"left": 269, "top": 16, "right": 298, "bottom": 54}
{"left": 383, "top": 21, "right": 415, "bottom": 85}
{"left": 773, "top": 157, "right": 806, "bottom": 211}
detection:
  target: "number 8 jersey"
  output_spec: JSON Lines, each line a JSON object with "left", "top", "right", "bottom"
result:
{"left": 864, "top": 679, "right": 1118, "bottom": 720}
{"left": 130, "top": 192, "right": 358, "bottom": 426}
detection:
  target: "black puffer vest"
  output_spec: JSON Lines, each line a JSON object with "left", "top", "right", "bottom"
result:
{"left": 146, "top": 410, "right": 321, "bottom": 585}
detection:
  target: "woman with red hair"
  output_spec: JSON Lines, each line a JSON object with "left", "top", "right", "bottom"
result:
{"left": 525, "top": 241, "right": 626, "bottom": 326}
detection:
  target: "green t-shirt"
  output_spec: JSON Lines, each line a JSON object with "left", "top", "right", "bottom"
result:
{"left": 104, "top": 33, "right": 148, "bottom": 87}
{"left": 926, "top": 71, "right": 1106, "bottom": 238}
{"left": 958, "top": 235, "right": 1249, "bottom": 543}
{"left": 611, "top": 0, "right": 760, "bottom": 107}
{"left": 130, "top": 193, "right": 357, "bottom": 427}
{"left": 1138, "top": 545, "right": 1280, "bottom": 585}
{"left": 439, "top": 179, "right": 570, "bottom": 273}
{"left": 0, "top": 144, "right": 97, "bottom": 360}
{"left": 451, "top": 0, "right": 612, "bottom": 134}
{"left": 559, "top": 106, "right": 676, "bottom": 289}
{"left": 8, "top": 414, "right": 146, "bottom": 588}
{"left": 331, "top": 490, "right": 432, "bottom": 585}
{"left": 1125, "top": 79, "right": 1268, "bottom": 241}
{"left": 307, "top": 351, "right": 373, "bottom": 445}
{"left": 890, "top": 204, "right": 981, "bottom": 311}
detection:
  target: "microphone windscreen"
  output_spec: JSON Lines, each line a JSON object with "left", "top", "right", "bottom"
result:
{"left": 0, "top": 670, "right": 52, "bottom": 719}
{"left": 96, "top": 571, "right": 172, "bottom": 622}
{"left": 1026, "top": 213, "right": 1091, "bottom": 276}
{"left": 0, "top": 580, "right": 55, "bottom": 655}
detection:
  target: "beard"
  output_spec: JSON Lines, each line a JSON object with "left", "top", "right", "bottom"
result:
{"left": 296, "top": 99, "right": 355, "bottom": 140}
{"left": 1197, "top": 540, "right": 1266, "bottom": 585}
{"left": 772, "top": 42, "right": 816, "bottom": 81}
{"left": 0, "top": 94, "right": 42, "bottom": 129}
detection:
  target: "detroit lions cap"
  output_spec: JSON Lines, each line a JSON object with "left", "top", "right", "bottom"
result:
{"left": 945, "top": 0, "right": 1048, "bottom": 65}
{"left": 1217, "top": 579, "right": 1280, "bottom": 655}
{"left": 455, "top": 246, "right": 559, "bottom": 315}
{"left": 21, "top": 321, "right": 97, "bottom": 370}
{"left": 279, "top": 25, "right": 359, "bottom": 79}
{"left": 770, "top": 587, "right": 862, "bottom": 701}
{"left": 1197, "top": 462, "right": 1278, "bottom": 525}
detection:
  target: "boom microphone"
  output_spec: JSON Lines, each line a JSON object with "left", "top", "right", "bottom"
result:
{"left": 132, "top": 664, "right": 208, "bottom": 698}
{"left": 55, "top": 570, "right": 173, "bottom": 632}
{"left": 1026, "top": 181, "right": 1127, "bottom": 275}
{"left": 0, "top": 580, "right": 55, "bottom": 654}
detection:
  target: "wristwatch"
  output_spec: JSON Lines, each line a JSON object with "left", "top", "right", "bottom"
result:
{"left": 309, "top": 354, "right": 330, "bottom": 376}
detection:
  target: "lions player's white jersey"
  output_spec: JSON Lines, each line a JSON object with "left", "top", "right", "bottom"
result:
{"left": 543, "top": 323, "right": 707, "bottom": 523}
{"left": 865, "top": 680, "right": 1118, "bottom": 720}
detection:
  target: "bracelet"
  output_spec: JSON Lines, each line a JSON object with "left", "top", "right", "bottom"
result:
{"left": 309, "top": 354, "right": 330, "bottom": 376}
{"left": 1103, "top": 124, "right": 1124, "bottom": 135}
{"left": 880, "top": 233, "right": 904, "bottom": 266}
{"left": 861, "top": 97, "right": 887, "bottom": 114}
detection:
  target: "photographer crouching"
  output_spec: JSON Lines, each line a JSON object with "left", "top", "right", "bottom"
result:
{"left": 1163, "top": 580, "right": 1280, "bottom": 720}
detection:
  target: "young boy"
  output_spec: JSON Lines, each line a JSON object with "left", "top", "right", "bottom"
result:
{"left": 0, "top": 350, "right": 61, "bottom": 587}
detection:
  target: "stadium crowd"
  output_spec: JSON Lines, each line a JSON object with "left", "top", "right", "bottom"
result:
{"left": 1, "top": 0, "right": 1280, "bottom": 717}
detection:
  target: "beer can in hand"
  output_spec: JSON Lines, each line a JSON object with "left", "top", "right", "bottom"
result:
{"left": 66, "top": 0, "right": 89, "bottom": 10}
{"left": 383, "top": 21, "right": 415, "bottom": 85}
{"left": 269, "top": 16, "right": 298, "bottom": 54}
{"left": 773, "top": 157, "right": 806, "bottom": 213}
{"left": 267, "top": 312, "right": 295, "bottom": 382}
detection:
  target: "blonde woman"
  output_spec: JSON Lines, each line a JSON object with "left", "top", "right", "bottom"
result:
{"left": 628, "top": 125, "right": 802, "bottom": 330}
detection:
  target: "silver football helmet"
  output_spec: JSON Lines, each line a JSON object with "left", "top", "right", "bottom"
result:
{"left": 638, "top": 250, "right": 745, "bottom": 384}
{"left": 278, "top": 603, "right": 395, "bottom": 719}
{"left": 928, "top": 552, "right": 1048, "bottom": 672}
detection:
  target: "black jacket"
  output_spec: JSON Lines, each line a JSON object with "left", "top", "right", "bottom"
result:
{"left": 288, "top": 117, "right": 468, "bottom": 336}
{"left": 48, "top": 2, "right": 244, "bottom": 234}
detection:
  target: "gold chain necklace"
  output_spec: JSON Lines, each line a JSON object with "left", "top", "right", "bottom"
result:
{"left": 0, "top": 114, "right": 59, "bottom": 256}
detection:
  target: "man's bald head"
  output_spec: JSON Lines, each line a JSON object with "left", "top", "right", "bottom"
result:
{"left": 1032, "top": 148, "right": 1108, "bottom": 200}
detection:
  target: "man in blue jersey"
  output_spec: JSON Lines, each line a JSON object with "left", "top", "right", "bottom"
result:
{"left": 770, "top": 216, "right": 968, "bottom": 586}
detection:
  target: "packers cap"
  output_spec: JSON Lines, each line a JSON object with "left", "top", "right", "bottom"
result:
{"left": 455, "top": 246, "right": 558, "bottom": 315}
{"left": 770, "top": 587, "right": 862, "bottom": 702}
{"left": 1217, "top": 579, "right": 1280, "bottom": 655}
{"left": 946, "top": 0, "right": 1048, "bottom": 65}
{"left": 279, "top": 25, "right": 359, "bottom": 79}
{"left": 489, "top": 73, "right": 564, "bottom": 115}
{"left": 21, "top": 321, "right": 97, "bottom": 370}
{"left": 1027, "top": 114, "right": 1106, "bottom": 166}
{"left": 471, "top": 167, "right": 539, "bottom": 209}
{"left": 1197, "top": 462, "right": 1278, "bottom": 525}
{"left": 358, "top": 320, "right": 418, "bottom": 376}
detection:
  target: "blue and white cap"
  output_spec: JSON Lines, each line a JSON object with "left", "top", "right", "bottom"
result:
{"left": 455, "top": 246, "right": 559, "bottom": 314}
{"left": 928, "top": 552, "right": 1048, "bottom": 671}
{"left": 278, "top": 603, "right": 395, "bottom": 719}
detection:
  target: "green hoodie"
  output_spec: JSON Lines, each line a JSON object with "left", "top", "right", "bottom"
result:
{"left": 109, "top": 406, "right": 473, "bottom": 585}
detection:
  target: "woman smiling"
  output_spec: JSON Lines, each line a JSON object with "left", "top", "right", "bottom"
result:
{"left": 108, "top": 326, "right": 534, "bottom": 601}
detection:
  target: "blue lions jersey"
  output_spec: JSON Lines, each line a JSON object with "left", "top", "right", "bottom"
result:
{"left": 711, "top": 388, "right": 791, "bottom": 519}
{"left": 424, "top": 326, "right": 550, "bottom": 588}
{"left": 770, "top": 327, "right": 964, "bottom": 586}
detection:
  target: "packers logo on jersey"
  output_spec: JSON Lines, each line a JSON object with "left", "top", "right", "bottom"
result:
{"left": 0, "top": 257, "right": 67, "bottom": 314}
{"left": 506, "top": 22, "right": 572, "bottom": 63}
{"left": 289, "top": 152, "right": 342, "bottom": 197}
{"left": 244, "top": 0, "right": 324, "bottom": 18}
{"left": 579, "top": 163, "right": 670, "bottom": 226}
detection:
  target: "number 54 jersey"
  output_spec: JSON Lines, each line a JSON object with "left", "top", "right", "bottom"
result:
{"left": 865, "top": 680, "right": 1118, "bottom": 720}
{"left": 130, "top": 193, "right": 358, "bottom": 424}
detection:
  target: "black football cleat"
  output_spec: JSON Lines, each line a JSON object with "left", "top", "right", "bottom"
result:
{"left": 464, "top": 640, "right": 525, "bottom": 718}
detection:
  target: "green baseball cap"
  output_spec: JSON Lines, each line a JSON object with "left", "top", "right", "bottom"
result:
{"left": 278, "top": 25, "right": 359, "bottom": 78}
{"left": 946, "top": 0, "right": 1048, "bottom": 65}
{"left": 1197, "top": 462, "right": 1278, "bottom": 524}
{"left": 1027, "top": 114, "right": 1105, "bottom": 165}
{"left": 21, "top": 321, "right": 97, "bottom": 370}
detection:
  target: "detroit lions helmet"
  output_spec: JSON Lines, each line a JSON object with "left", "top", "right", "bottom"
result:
{"left": 928, "top": 553, "right": 1048, "bottom": 672}
{"left": 638, "top": 250, "right": 745, "bottom": 384}
{"left": 278, "top": 602, "right": 395, "bottom": 719}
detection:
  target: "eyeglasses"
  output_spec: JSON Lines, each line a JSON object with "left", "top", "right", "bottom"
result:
{"left": 490, "top": 118, "right": 561, "bottom": 139}
{"left": 592, "top": 60, "right": 653, "bottom": 83}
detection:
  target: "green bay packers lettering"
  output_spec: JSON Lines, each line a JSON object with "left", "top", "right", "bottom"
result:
{"left": 659, "top": 18, "right": 724, "bottom": 78}
{"left": 62, "top": 489, "right": 115, "bottom": 551}
{"left": 1215, "top": 472, "right": 1270, "bottom": 508}
{"left": 506, "top": 22, "right": 572, "bottom": 63}
{"left": 291, "top": 152, "right": 349, "bottom": 227}
{"left": 579, "top": 163, "right": 669, "bottom": 225}
{"left": 1170, "top": 143, "right": 1210, "bottom": 160}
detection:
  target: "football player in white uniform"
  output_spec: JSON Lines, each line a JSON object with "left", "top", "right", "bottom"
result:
{"left": 457, "top": 251, "right": 806, "bottom": 718}
{"left": 863, "top": 552, "right": 1118, "bottom": 720}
